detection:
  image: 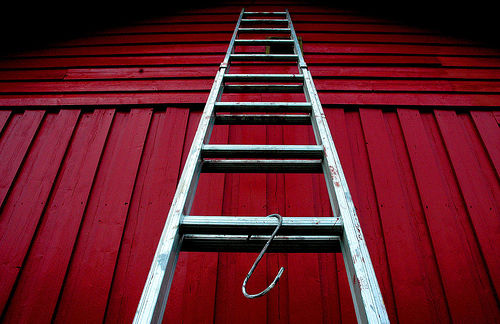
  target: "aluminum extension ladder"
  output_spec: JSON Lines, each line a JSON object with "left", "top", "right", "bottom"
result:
{"left": 134, "top": 9, "right": 389, "bottom": 324}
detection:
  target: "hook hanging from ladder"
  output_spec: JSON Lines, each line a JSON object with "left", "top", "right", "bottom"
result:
{"left": 242, "top": 213, "right": 285, "bottom": 299}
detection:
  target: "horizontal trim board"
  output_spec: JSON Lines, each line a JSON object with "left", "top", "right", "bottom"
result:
{"left": 4, "top": 66, "right": 499, "bottom": 82}
{"left": 39, "top": 32, "right": 482, "bottom": 48}
{"left": 143, "top": 13, "right": 396, "bottom": 24}
{"left": 1, "top": 92, "right": 499, "bottom": 107}
{"left": 2, "top": 79, "right": 499, "bottom": 94}
{"left": 4, "top": 55, "right": 498, "bottom": 70}
{"left": 93, "top": 23, "right": 438, "bottom": 36}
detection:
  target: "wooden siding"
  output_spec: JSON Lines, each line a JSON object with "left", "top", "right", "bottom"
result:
{"left": 0, "top": 2, "right": 499, "bottom": 108}
{"left": 0, "top": 1, "right": 499, "bottom": 323}
{"left": 0, "top": 107, "right": 498, "bottom": 323}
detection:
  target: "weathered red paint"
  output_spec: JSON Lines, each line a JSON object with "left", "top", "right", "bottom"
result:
{"left": 0, "top": 1, "right": 499, "bottom": 323}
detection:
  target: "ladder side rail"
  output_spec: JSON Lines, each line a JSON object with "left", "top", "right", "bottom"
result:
{"left": 285, "top": 10, "right": 307, "bottom": 69}
{"left": 133, "top": 9, "right": 245, "bottom": 324}
{"left": 222, "top": 8, "right": 245, "bottom": 69}
{"left": 286, "top": 9, "right": 390, "bottom": 324}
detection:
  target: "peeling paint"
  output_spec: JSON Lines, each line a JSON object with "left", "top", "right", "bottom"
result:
{"left": 157, "top": 253, "right": 168, "bottom": 271}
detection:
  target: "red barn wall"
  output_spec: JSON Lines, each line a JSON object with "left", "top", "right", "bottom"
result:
{"left": 0, "top": 1, "right": 499, "bottom": 323}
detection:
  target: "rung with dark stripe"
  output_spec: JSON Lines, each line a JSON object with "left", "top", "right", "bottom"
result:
{"left": 241, "top": 19, "right": 288, "bottom": 24}
{"left": 224, "top": 84, "right": 303, "bottom": 93}
{"left": 234, "top": 39, "right": 294, "bottom": 46}
{"left": 181, "top": 234, "right": 341, "bottom": 253}
{"left": 230, "top": 54, "right": 298, "bottom": 61}
{"left": 201, "top": 144, "right": 324, "bottom": 159}
{"left": 214, "top": 102, "right": 312, "bottom": 112}
{"left": 243, "top": 12, "right": 287, "bottom": 16}
{"left": 238, "top": 27, "right": 291, "bottom": 33}
{"left": 214, "top": 114, "right": 311, "bottom": 125}
{"left": 224, "top": 74, "right": 303, "bottom": 82}
{"left": 201, "top": 159, "right": 323, "bottom": 173}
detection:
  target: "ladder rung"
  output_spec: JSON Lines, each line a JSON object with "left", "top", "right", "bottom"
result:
{"left": 214, "top": 114, "right": 311, "bottom": 125}
{"left": 214, "top": 102, "right": 312, "bottom": 112}
{"left": 241, "top": 19, "right": 288, "bottom": 24}
{"left": 201, "top": 144, "right": 324, "bottom": 159}
{"left": 230, "top": 54, "right": 298, "bottom": 61}
{"left": 180, "top": 216, "right": 343, "bottom": 236}
{"left": 243, "top": 12, "right": 287, "bottom": 16}
{"left": 224, "top": 84, "right": 303, "bottom": 93}
{"left": 234, "top": 39, "right": 294, "bottom": 46}
{"left": 201, "top": 159, "right": 323, "bottom": 173}
{"left": 181, "top": 234, "right": 341, "bottom": 253}
{"left": 238, "top": 28, "right": 291, "bottom": 33}
{"left": 224, "top": 74, "right": 303, "bottom": 82}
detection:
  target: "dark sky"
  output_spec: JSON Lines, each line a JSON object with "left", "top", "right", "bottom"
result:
{"left": 0, "top": 0, "right": 498, "bottom": 55}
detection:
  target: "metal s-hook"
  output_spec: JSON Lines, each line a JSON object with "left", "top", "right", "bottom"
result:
{"left": 242, "top": 214, "right": 285, "bottom": 299}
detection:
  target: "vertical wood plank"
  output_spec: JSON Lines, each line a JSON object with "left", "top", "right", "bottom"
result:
{"left": 0, "top": 110, "right": 45, "bottom": 208}
{"left": 104, "top": 108, "right": 188, "bottom": 323}
{"left": 0, "top": 110, "right": 11, "bottom": 135}
{"left": 54, "top": 108, "right": 152, "bottom": 323}
{"left": 0, "top": 109, "right": 80, "bottom": 315}
{"left": 459, "top": 113, "right": 500, "bottom": 222}
{"left": 493, "top": 112, "right": 500, "bottom": 125}
{"left": 3, "top": 109, "right": 115, "bottom": 323}
{"left": 360, "top": 108, "right": 449, "bottom": 323}
{"left": 469, "top": 111, "right": 500, "bottom": 179}
{"left": 434, "top": 109, "right": 500, "bottom": 298}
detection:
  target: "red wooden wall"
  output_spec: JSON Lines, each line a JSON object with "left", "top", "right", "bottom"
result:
{"left": 0, "top": 1, "right": 499, "bottom": 323}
